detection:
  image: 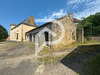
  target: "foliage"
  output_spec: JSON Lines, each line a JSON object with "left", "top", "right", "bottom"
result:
{"left": 0, "top": 25, "right": 8, "bottom": 41}
{"left": 78, "top": 12, "right": 100, "bottom": 37}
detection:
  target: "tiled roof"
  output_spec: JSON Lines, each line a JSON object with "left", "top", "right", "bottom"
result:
{"left": 73, "top": 18, "right": 80, "bottom": 22}
{"left": 11, "top": 16, "right": 37, "bottom": 30}
{"left": 26, "top": 17, "right": 80, "bottom": 34}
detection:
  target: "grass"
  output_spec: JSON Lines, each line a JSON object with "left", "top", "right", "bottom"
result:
{"left": 65, "top": 44, "right": 100, "bottom": 58}
{"left": 38, "top": 54, "right": 66, "bottom": 65}
{"left": 39, "top": 40, "right": 100, "bottom": 55}
{"left": 38, "top": 40, "right": 100, "bottom": 65}
{"left": 84, "top": 54, "right": 100, "bottom": 75}
{"left": 23, "top": 42, "right": 35, "bottom": 50}
{"left": 39, "top": 47, "right": 54, "bottom": 54}
{"left": 84, "top": 40, "right": 100, "bottom": 44}
{"left": 38, "top": 44, "right": 100, "bottom": 65}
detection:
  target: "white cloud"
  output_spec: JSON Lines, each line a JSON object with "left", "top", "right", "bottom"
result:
{"left": 67, "top": 0, "right": 82, "bottom": 5}
{"left": 45, "top": 9, "right": 67, "bottom": 19}
{"left": 35, "top": 9, "right": 67, "bottom": 22}
{"left": 67, "top": 0, "right": 93, "bottom": 9}
{"left": 66, "top": 0, "right": 100, "bottom": 19}
{"left": 36, "top": 0, "right": 100, "bottom": 23}
{"left": 35, "top": 19, "right": 54, "bottom": 22}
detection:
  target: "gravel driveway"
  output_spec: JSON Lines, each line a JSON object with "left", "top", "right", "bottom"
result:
{"left": 0, "top": 42, "right": 37, "bottom": 75}
{"left": 0, "top": 42, "right": 100, "bottom": 75}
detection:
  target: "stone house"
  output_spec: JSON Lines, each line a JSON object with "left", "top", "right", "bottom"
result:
{"left": 10, "top": 16, "right": 37, "bottom": 41}
{"left": 25, "top": 13, "right": 80, "bottom": 49}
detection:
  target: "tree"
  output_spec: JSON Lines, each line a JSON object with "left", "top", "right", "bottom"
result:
{"left": 78, "top": 12, "right": 100, "bottom": 37}
{"left": 0, "top": 25, "right": 8, "bottom": 41}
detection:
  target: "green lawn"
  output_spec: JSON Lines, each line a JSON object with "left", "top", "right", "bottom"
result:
{"left": 84, "top": 54, "right": 100, "bottom": 75}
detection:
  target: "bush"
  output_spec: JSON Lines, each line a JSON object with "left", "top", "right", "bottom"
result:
{"left": 78, "top": 12, "right": 100, "bottom": 37}
{"left": 0, "top": 25, "right": 8, "bottom": 41}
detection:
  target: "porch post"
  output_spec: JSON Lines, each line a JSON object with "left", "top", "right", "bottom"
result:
{"left": 32, "top": 33, "right": 33, "bottom": 42}
{"left": 28, "top": 34, "right": 30, "bottom": 41}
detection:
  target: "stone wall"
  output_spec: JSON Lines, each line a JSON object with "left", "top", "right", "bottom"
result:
{"left": 77, "top": 28, "right": 84, "bottom": 43}
{"left": 26, "top": 23, "right": 52, "bottom": 47}
{"left": 91, "top": 36, "right": 100, "bottom": 41}
{"left": 51, "top": 15, "right": 76, "bottom": 48}
{"left": 26, "top": 15, "right": 77, "bottom": 49}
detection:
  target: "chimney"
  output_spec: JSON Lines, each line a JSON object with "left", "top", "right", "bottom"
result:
{"left": 68, "top": 13, "right": 73, "bottom": 21}
{"left": 30, "top": 16, "right": 34, "bottom": 25}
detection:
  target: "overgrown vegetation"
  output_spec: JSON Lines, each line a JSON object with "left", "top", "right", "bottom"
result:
{"left": 38, "top": 54, "right": 66, "bottom": 65}
{"left": 39, "top": 40, "right": 100, "bottom": 54}
{"left": 24, "top": 42, "right": 35, "bottom": 49}
{"left": 78, "top": 12, "right": 100, "bottom": 37}
{"left": 0, "top": 25, "right": 8, "bottom": 41}
{"left": 38, "top": 40, "right": 100, "bottom": 66}
{"left": 84, "top": 54, "right": 100, "bottom": 75}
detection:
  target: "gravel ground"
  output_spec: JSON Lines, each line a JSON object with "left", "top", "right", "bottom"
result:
{"left": 0, "top": 42, "right": 35, "bottom": 59}
{"left": 0, "top": 42, "right": 100, "bottom": 75}
{"left": 0, "top": 42, "right": 37, "bottom": 75}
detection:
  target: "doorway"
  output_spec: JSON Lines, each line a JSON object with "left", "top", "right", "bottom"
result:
{"left": 45, "top": 32, "right": 49, "bottom": 46}
{"left": 29, "top": 34, "right": 32, "bottom": 42}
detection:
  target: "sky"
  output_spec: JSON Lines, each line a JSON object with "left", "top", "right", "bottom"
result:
{"left": 0, "top": 0, "right": 100, "bottom": 35}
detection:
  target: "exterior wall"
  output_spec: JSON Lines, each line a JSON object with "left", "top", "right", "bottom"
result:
{"left": 91, "top": 36, "right": 100, "bottom": 41}
{"left": 10, "top": 25, "right": 16, "bottom": 30}
{"left": 51, "top": 16, "right": 76, "bottom": 48}
{"left": 10, "top": 24, "right": 35, "bottom": 41}
{"left": 10, "top": 25, "right": 22, "bottom": 41}
{"left": 23, "top": 24, "right": 36, "bottom": 41}
{"left": 26, "top": 23, "right": 52, "bottom": 46}
{"left": 17, "top": 25, "right": 22, "bottom": 41}
{"left": 26, "top": 16, "right": 77, "bottom": 49}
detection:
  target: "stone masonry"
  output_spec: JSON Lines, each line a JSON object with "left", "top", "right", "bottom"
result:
{"left": 26, "top": 13, "right": 77, "bottom": 49}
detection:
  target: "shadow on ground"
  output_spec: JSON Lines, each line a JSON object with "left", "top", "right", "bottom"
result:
{"left": 60, "top": 44, "right": 100, "bottom": 75}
